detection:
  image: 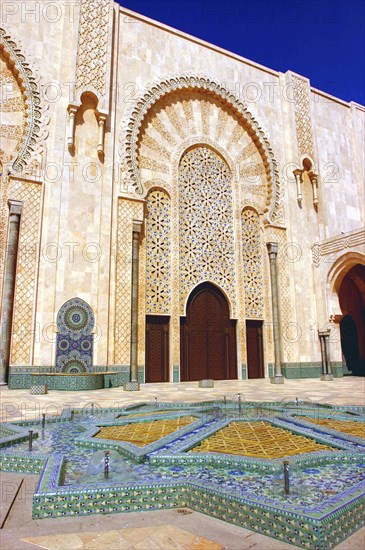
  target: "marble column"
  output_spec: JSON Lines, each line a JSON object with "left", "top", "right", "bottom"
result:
{"left": 267, "top": 242, "right": 284, "bottom": 384}
{"left": 0, "top": 200, "right": 22, "bottom": 385}
{"left": 319, "top": 329, "right": 333, "bottom": 381}
{"left": 124, "top": 221, "right": 142, "bottom": 391}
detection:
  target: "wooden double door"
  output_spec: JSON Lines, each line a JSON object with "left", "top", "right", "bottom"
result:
{"left": 180, "top": 283, "right": 237, "bottom": 381}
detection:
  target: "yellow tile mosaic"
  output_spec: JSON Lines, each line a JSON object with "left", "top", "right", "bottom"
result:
{"left": 298, "top": 417, "right": 365, "bottom": 439}
{"left": 190, "top": 421, "right": 333, "bottom": 458}
{"left": 95, "top": 416, "right": 197, "bottom": 446}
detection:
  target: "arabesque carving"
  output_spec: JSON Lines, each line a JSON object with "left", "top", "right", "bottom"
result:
{"left": 0, "top": 27, "right": 48, "bottom": 173}
{"left": 120, "top": 74, "right": 283, "bottom": 224}
{"left": 75, "top": 0, "right": 112, "bottom": 102}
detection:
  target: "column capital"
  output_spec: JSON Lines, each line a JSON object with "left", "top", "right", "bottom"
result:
{"left": 8, "top": 199, "right": 22, "bottom": 216}
{"left": 293, "top": 168, "right": 303, "bottom": 178}
{"left": 96, "top": 112, "right": 107, "bottom": 123}
{"left": 67, "top": 103, "right": 79, "bottom": 115}
{"left": 318, "top": 329, "right": 331, "bottom": 338}
{"left": 266, "top": 242, "right": 278, "bottom": 257}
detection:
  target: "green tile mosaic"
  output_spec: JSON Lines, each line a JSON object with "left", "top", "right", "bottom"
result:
{"left": 138, "top": 365, "right": 144, "bottom": 384}
{"left": 241, "top": 364, "right": 247, "bottom": 380}
{"left": 173, "top": 365, "right": 180, "bottom": 383}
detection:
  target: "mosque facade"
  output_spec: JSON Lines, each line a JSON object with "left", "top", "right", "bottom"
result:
{"left": 0, "top": 0, "right": 364, "bottom": 389}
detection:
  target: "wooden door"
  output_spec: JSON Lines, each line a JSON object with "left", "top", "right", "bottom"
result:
{"left": 246, "top": 320, "right": 264, "bottom": 378}
{"left": 145, "top": 316, "right": 169, "bottom": 382}
{"left": 180, "top": 283, "right": 237, "bottom": 381}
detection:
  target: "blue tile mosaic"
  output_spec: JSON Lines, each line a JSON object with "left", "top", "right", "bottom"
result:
{"left": 55, "top": 298, "right": 94, "bottom": 373}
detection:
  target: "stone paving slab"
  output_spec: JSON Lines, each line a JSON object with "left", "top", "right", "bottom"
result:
{"left": 0, "top": 472, "right": 24, "bottom": 528}
{"left": 1, "top": 377, "right": 364, "bottom": 423}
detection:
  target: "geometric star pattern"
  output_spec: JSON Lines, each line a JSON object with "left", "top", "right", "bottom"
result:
{"left": 179, "top": 146, "right": 236, "bottom": 311}
{"left": 241, "top": 208, "right": 264, "bottom": 318}
{"left": 146, "top": 190, "right": 171, "bottom": 313}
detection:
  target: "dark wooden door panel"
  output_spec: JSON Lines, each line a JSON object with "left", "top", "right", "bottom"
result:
{"left": 146, "top": 316, "right": 169, "bottom": 382}
{"left": 246, "top": 320, "right": 264, "bottom": 379}
{"left": 189, "top": 329, "right": 207, "bottom": 380}
{"left": 180, "top": 282, "right": 237, "bottom": 381}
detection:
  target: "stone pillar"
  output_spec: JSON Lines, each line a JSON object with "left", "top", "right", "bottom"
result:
{"left": 267, "top": 242, "right": 284, "bottom": 384}
{"left": 293, "top": 169, "right": 303, "bottom": 206}
{"left": 309, "top": 171, "right": 319, "bottom": 209}
{"left": 97, "top": 113, "right": 107, "bottom": 157}
{"left": 319, "top": 330, "right": 333, "bottom": 381}
{"left": 0, "top": 200, "right": 22, "bottom": 385}
{"left": 124, "top": 221, "right": 142, "bottom": 391}
{"left": 67, "top": 104, "right": 78, "bottom": 152}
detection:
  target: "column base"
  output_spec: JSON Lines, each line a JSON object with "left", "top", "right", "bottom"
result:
{"left": 124, "top": 381, "right": 140, "bottom": 391}
{"left": 270, "top": 375, "right": 285, "bottom": 384}
{"left": 320, "top": 374, "right": 334, "bottom": 381}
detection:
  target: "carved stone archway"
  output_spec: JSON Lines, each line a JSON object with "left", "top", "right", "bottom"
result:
{"left": 120, "top": 74, "right": 283, "bottom": 225}
{"left": 0, "top": 27, "right": 47, "bottom": 173}
{"left": 327, "top": 252, "right": 365, "bottom": 321}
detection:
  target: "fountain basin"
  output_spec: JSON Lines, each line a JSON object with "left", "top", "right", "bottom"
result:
{"left": 0, "top": 401, "right": 364, "bottom": 549}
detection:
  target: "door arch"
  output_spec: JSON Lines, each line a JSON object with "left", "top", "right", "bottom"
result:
{"left": 180, "top": 282, "right": 237, "bottom": 381}
{"left": 338, "top": 264, "right": 365, "bottom": 376}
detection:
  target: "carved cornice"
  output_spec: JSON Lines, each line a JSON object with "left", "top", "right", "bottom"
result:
{"left": 312, "top": 228, "right": 365, "bottom": 267}
{"left": 0, "top": 27, "right": 49, "bottom": 174}
{"left": 120, "top": 74, "right": 283, "bottom": 225}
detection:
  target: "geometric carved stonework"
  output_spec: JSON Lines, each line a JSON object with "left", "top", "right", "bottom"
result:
{"left": 56, "top": 298, "right": 94, "bottom": 373}
{"left": 75, "top": 0, "right": 112, "bottom": 100}
{"left": 292, "top": 75, "right": 315, "bottom": 160}
{"left": 179, "top": 146, "right": 236, "bottom": 313}
{"left": 122, "top": 75, "right": 283, "bottom": 225}
{"left": 145, "top": 190, "right": 171, "bottom": 314}
{"left": 241, "top": 208, "right": 264, "bottom": 319}
{"left": 8, "top": 180, "right": 42, "bottom": 365}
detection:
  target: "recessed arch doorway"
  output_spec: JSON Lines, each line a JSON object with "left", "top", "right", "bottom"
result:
{"left": 338, "top": 264, "right": 365, "bottom": 375}
{"left": 180, "top": 282, "right": 237, "bottom": 381}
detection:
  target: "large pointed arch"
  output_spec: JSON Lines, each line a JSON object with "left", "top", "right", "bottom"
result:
{"left": 0, "top": 27, "right": 48, "bottom": 173}
{"left": 120, "top": 74, "right": 282, "bottom": 224}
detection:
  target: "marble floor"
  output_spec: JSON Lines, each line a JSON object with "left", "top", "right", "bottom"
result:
{"left": 0, "top": 377, "right": 364, "bottom": 549}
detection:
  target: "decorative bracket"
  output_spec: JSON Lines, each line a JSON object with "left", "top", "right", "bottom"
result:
{"left": 292, "top": 157, "right": 319, "bottom": 211}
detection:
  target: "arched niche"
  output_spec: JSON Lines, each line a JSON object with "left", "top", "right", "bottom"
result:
{"left": 56, "top": 298, "right": 95, "bottom": 373}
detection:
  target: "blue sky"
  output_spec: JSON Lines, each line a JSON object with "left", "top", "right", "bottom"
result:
{"left": 118, "top": 0, "right": 365, "bottom": 105}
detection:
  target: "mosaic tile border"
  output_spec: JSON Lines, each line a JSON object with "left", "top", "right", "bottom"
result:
{"left": 31, "top": 478, "right": 365, "bottom": 550}
{"left": 8, "top": 362, "right": 348, "bottom": 390}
